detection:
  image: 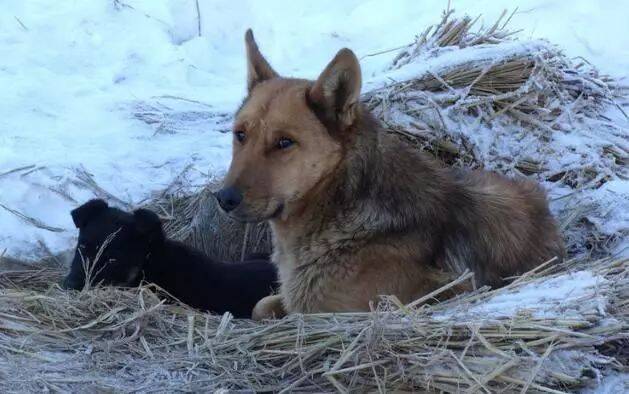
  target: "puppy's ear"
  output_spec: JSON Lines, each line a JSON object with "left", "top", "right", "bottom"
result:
{"left": 71, "top": 199, "right": 108, "bottom": 228}
{"left": 245, "top": 29, "right": 278, "bottom": 91}
{"left": 308, "top": 48, "right": 362, "bottom": 130}
{"left": 133, "top": 209, "right": 165, "bottom": 244}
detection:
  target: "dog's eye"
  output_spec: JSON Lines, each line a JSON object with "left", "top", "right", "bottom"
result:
{"left": 234, "top": 131, "right": 246, "bottom": 143}
{"left": 277, "top": 137, "right": 295, "bottom": 150}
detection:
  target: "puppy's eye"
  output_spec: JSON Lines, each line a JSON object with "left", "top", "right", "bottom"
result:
{"left": 277, "top": 137, "right": 295, "bottom": 150}
{"left": 234, "top": 131, "right": 246, "bottom": 143}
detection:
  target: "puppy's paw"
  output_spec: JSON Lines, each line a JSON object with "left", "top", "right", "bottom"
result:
{"left": 252, "top": 294, "right": 286, "bottom": 321}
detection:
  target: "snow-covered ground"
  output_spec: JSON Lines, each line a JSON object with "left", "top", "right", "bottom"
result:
{"left": 0, "top": 0, "right": 627, "bottom": 260}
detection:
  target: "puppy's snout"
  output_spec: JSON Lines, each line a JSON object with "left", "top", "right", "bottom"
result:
{"left": 215, "top": 187, "right": 243, "bottom": 213}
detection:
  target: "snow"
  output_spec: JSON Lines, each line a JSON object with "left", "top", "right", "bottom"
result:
{"left": 587, "top": 180, "right": 629, "bottom": 235}
{"left": 0, "top": 1, "right": 627, "bottom": 263}
{"left": 581, "top": 372, "right": 629, "bottom": 394}
{"left": 436, "top": 270, "right": 608, "bottom": 320}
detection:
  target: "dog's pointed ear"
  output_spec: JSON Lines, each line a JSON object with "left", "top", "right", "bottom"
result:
{"left": 133, "top": 209, "right": 165, "bottom": 244}
{"left": 245, "top": 29, "right": 278, "bottom": 91}
{"left": 71, "top": 199, "right": 108, "bottom": 228}
{"left": 308, "top": 48, "right": 362, "bottom": 130}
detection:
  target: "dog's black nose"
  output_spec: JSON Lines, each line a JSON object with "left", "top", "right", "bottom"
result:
{"left": 215, "top": 187, "right": 243, "bottom": 212}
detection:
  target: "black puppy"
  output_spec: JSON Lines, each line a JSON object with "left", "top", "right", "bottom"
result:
{"left": 63, "top": 199, "right": 278, "bottom": 318}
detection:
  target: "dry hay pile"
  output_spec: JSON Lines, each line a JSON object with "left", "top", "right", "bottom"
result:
{"left": 0, "top": 257, "right": 627, "bottom": 392}
{"left": 366, "top": 9, "right": 626, "bottom": 174}
{"left": 142, "top": 181, "right": 272, "bottom": 263}
{"left": 135, "top": 9, "right": 627, "bottom": 262}
{"left": 1, "top": 7, "right": 628, "bottom": 393}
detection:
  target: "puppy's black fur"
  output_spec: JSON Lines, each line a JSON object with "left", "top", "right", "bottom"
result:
{"left": 63, "top": 199, "right": 278, "bottom": 318}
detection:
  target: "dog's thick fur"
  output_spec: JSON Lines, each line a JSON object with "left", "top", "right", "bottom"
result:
{"left": 221, "top": 31, "right": 564, "bottom": 319}
{"left": 63, "top": 199, "right": 278, "bottom": 318}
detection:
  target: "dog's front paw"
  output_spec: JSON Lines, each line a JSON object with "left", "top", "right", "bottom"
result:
{"left": 252, "top": 294, "right": 286, "bottom": 320}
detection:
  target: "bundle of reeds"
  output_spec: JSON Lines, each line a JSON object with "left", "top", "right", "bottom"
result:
{"left": 364, "top": 9, "right": 626, "bottom": 183}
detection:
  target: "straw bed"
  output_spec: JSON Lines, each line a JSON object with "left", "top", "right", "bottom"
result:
{"left": 0, "top": 257, "right": 626, "bottom": 392}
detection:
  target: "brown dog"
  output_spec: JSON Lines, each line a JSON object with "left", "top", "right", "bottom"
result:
{"left": 215, "top": 30, "right": 565, "bottom": 320}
